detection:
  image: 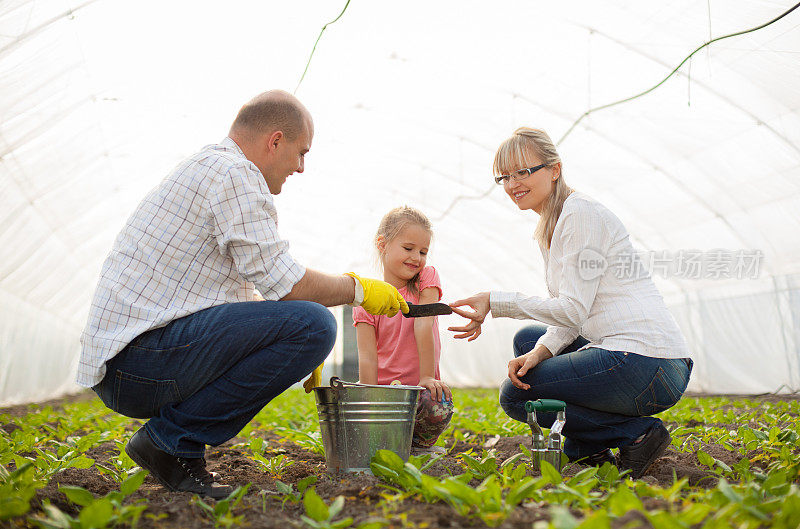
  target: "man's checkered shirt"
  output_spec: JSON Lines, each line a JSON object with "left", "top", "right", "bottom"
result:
{"left": 77, "top": 137, "right": 306, "bottom": 387}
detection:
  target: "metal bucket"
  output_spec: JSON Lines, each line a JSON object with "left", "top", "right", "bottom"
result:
{"left": 313, "top": 377, "right": 422, "bottom": 472}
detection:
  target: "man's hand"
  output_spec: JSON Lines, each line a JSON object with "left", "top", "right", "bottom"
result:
{"left": 448, "top": 292, "right": 491, "bottom": 341}
{"left": 419, "top": 376, "right": 452, "bottom": 402}
{"left": 303, "top": 362, "right": 324, "bottom": 393}
{"left": 346, "top": 273, "right": 409, "bottom": 317}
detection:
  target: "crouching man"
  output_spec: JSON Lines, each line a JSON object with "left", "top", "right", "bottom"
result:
{"left": 78, "top": 90, "right": 408, "bottom": 499}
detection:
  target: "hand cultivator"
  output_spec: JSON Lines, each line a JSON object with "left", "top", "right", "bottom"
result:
{"left": 525, "top": 399, "right": 567, "bottom": 472}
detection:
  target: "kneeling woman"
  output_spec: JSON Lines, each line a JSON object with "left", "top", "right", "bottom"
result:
{"left": 449, "top": 128, "right": 693, "bottom": 479}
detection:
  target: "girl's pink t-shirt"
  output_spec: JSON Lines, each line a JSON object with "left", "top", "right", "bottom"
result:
{"left": 352, "top": 266, "right": 443, "bottom": 386}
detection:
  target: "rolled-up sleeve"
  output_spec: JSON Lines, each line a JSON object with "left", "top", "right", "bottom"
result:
{"left": 489, "top": 205, "right": 611, "bottom": 331}
{"left": 208, "top": 165, "right": 305, "bottom": 300}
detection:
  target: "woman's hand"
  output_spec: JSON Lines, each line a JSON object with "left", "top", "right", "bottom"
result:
{"left": 509, "top": 345, "right": 553, "bottom": 389}
{"left": 419, "top": 376, "right": 452, "bottom": 402}
{"left": 448, "top": 292, "right": 491, "bottom": 341}
{"left": 508, "top": 352, "right": 542, "bottom": 390}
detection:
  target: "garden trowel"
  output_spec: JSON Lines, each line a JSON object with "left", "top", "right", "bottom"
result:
{"left": 402, "top": 302, "right": 453, "bottom": 318}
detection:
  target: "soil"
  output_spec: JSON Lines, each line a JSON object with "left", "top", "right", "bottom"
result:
{"left": 0, "top": 391, "right": 96, "bottom": 418}
{"left": 683, "top": 391, "right": 800, "bottom": 402}
{"left": 3, "top": 393, "right": 792, "bottom": 529}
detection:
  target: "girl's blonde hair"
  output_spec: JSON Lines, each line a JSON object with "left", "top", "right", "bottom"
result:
{"left": 493, "top": 127, "right": 573, "bottom": 250}
{"left": 375, "top": 206, "right": 433, "bottom": 295}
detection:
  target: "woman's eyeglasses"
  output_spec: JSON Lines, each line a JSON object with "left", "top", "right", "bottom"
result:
{"left": 494, "top": 163, "right": 548, "bottom": 185}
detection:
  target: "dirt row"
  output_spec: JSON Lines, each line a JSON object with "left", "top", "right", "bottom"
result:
{"left": 13, "top": 428, "right": 740, "bottom": 529}
{"left": 4, "top": 391, "right": 789, "bottom": 528}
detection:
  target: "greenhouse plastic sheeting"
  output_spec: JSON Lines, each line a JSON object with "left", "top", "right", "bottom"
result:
{"left": 1, "top": 0, "right": 799, "bottom": 405}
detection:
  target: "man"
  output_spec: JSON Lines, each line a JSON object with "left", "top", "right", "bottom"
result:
{"left": 78, "top": 90, "right": 408, "bottom": 499}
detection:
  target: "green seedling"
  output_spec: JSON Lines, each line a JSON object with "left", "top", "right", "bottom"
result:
{"left": 1, "top": 463, "right": 42, "bottom": 520}
{"left": 251, "top": 453, "right": 293, "bottom": 477}
{"left": 459, "top": 451, "right": 499, "bottom": 480}
{"left": 273, "top": 427, "right": 326, "bottom": 455}
{"left": 275, "top": 475, "right": 318, "bottom": 507}
{"left": 94, "top": 442, "right": 139, "bottom": 483}
{"left": 192, "top": 483, "right": 250, "bottom": 528}
{"left": 301, "top": 488, "right": 353, "bottom": 529}
{"left": 29, "top": 469, "right": 148, "bottom": 529}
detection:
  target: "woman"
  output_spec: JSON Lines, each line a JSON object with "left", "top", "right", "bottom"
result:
{"left": 449, "top": 127, "right": 693, "bottom": 479}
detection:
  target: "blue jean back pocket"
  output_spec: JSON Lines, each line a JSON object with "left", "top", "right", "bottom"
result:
{"left": 634, "top": 366, "right": 683, "bottom": 416}
{"left": 112, "top": 370, "right": 181, "bottom": 419}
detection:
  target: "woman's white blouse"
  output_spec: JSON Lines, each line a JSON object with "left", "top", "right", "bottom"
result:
{"left": 490, "top": 192, "right": 691, "bottom": 359}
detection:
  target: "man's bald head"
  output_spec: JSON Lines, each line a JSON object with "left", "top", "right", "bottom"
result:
{"left": 228, "top": 90, "right": 314, "bottom": 195}
{"left": 229, "top": 90, "right": 312, "bottom": 142}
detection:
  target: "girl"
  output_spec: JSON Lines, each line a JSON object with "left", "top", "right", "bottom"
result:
{"left": 353, "top": 206, "right": 454, "bottom": 454}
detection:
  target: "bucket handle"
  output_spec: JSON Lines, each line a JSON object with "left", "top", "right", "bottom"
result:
{"left": 331, "top": 376, "right": 372, "bottom": 388}
{"left": 329, "top": 376, "right": 345, "bottom": 400}
{"left": 328, "top": 377, "right": 424, "bottom": 390}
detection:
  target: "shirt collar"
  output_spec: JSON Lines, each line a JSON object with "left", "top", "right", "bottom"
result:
{"left": 221, "top": 136, "right": 245, "bottom": 156}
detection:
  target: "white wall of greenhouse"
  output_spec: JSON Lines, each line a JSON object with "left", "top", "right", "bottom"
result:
{"left": 1, "top": 0, "right": 799, "bottom": 405}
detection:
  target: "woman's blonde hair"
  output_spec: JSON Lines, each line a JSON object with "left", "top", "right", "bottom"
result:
{"left": 375, "top": 206, "right": 433, "bottom": 295}
{"left": 493, "top": 127, "right": 573, "bottom": 250}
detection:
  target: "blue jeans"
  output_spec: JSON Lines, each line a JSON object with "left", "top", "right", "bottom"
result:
{"left": 499, "top": 324, "right": 692, "bottom": 460}
{"left": 93, "top": 301, "right": 336, "bottom": 458}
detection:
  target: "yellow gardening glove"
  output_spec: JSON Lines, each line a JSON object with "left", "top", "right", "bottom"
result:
{"left": 303, "top": 362, "right": 324, "bottom": 393}
{"left": 345, "top": 272, "right": 410, "bottom": 317}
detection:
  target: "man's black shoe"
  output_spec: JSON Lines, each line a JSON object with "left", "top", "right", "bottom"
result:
{"left": 125, "top": 427, "right": 233, "bottom": 499}
{"left": 618, "top": 423, "right": 671, "bottom": 479}
{"left": 571, "top": 448, "right": 617, "bottom": 467}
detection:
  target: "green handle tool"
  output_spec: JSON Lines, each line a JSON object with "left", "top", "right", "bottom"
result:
{"left": 525, "top": 399, "right": 567, "bottom": 472}
{"left": 525, "top": 399, "right": 567, "bottom": 413}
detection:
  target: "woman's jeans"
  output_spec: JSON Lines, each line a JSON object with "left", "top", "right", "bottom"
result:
{"left": 499, "top": 324, "right": 693, "bottom": 460}
{"left": 93, "top": 301, "right": 336, "bottom": 458}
